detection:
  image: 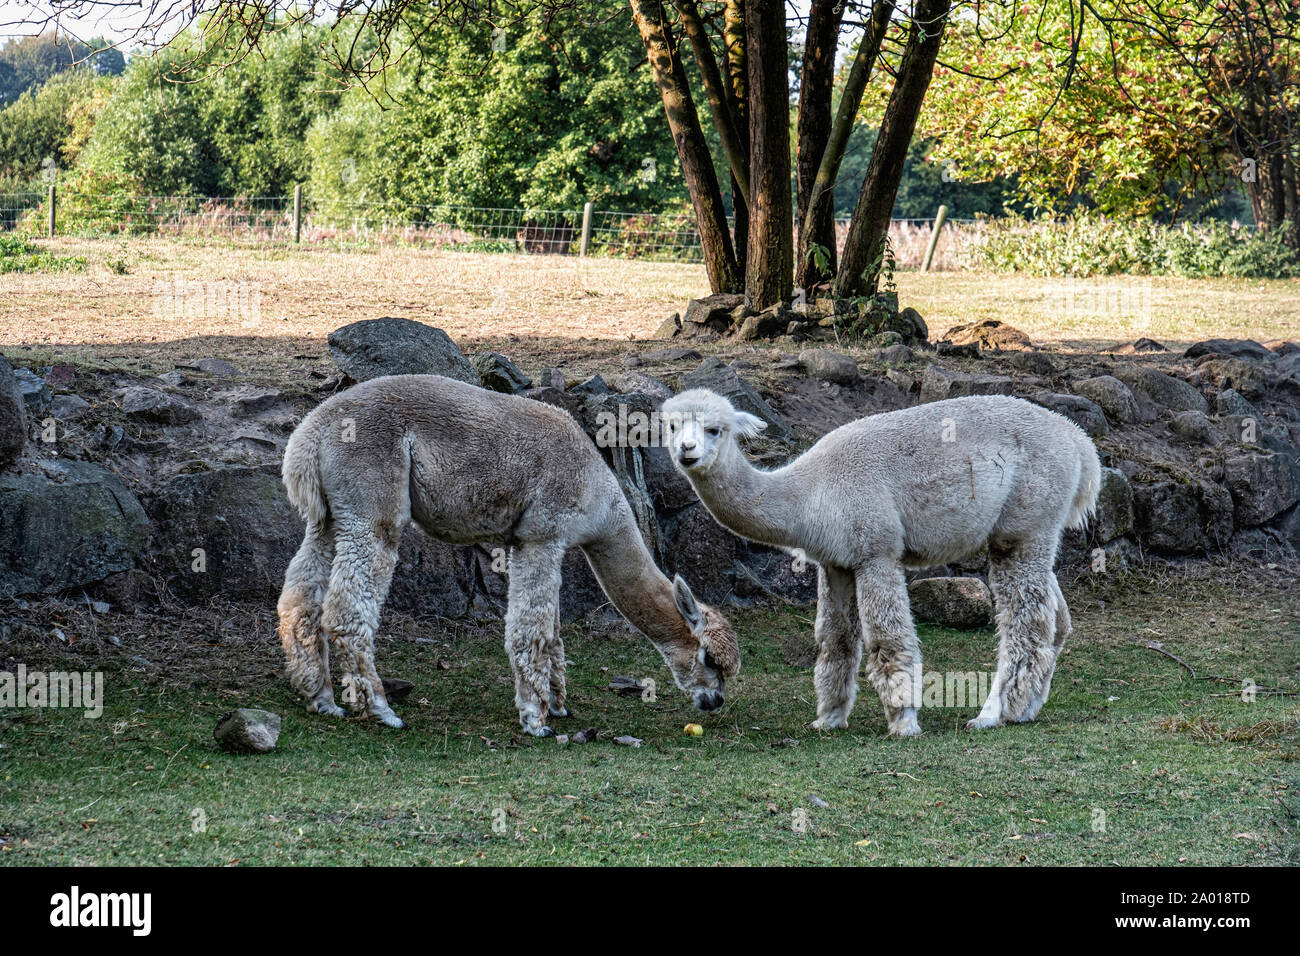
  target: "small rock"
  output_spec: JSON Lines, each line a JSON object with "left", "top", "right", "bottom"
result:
{"left": 1169, "top": 409, "right": 1212, "bottom": 444}
{"left": 213, "top": 708, "right": 282, "bottom": 754}
{"left": 381, "top": 677, "right": 414, "bottom": 702}
{"left": 608, "top": 675, "right": 646, "bottom": 697}
{"left": 919, "top": 366, "right": 1013, "bottom": 403}
{"left": 541, "top": 368, "right": 567, "bottom": 390}
{"left": 1214, "top": 388, "right": 1257, "bottom": 418}
{"left": 188, "top": 358, "right": 239, "bottom": 377}
{"left": 1073, "top": 375, "right": 1139, "bottom": 424}
{"left": 44, "top": 364, "right": 76, "bottom": 390}
{"left": 653, "top": 313, "right": 682, "bottom": 339}
{"left": 157, "top": 370, "right": 188, "bottom": 387}
{"left": 473, "top": 352, "right": 532, "bottom": 393}
{"left": 122, "top": 386, "right": 200, "bottom": 425}
{"left": 642, "top": 347, "right": 703, "bottom": 363}
{"left": 908, "top": 577, "right": 994, "bottom": 627}
{"left": 570, "top": 727, "right": 599, "bottom": 744}
{"left": 876, "top": 344, "right": 915, "bottom": 366}
{"left": 613, "top": 735, "right": 643, "bottom": 748}
{"left": 1184, "top": 339, "right": 1275, "bottom": 362}
{"left": 942, "top": 319, "right": 1033, "bottom": 351}
{"left": 1011, "top": 351, "right": 1055, "bottom": 376}
{"left": 12, "top": 367, "right": 52, "bottom": 413}
{"left": 611, "top": 372, "right": 672, "bottom": 401}
{"left": 327, "top": 317, "right": 477, "bottom": 384}
{"left": 1115, "top": 337, "right": 1168, "bottom": 354}
{"left": 1113, "top": 365, "right": 1207, "bottom": 413}
{"left": 232, "top": 389, "right": 283, "bottom": 416}
{"left": 808, "top": 794, "right": 830, "bottom": 809}
{"left": 0, "top": 356, "right": 29, "bottom": 467}
{"left": 799, "top": 349, "right": 860, "bottom": 385}
{"left": 1030, "top": 393, "right": 1108, "bottom": 438}
{"left": 570, "top": 374, "right": 609, "bottom": 396}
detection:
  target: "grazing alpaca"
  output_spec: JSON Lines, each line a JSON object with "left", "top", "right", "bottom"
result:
{"left": 278, "top": 374, "right": 739, "bottom": 736}
{"left": 660, "top": 390, "right": 1099, "bottom": 736}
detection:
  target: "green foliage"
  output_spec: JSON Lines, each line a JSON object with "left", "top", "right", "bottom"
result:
{"left": 0, "top": 232, "right": 86, "bottom": 273}
{"left": 0, "top": 34, "right": 123, "bottom": 106}
{"left": 307, "top": 14, "right": 688, "bottom": 220}
{"left": 0, "top": 68, "right": 114, "bottom": 187}
{"left": 969, "top": 215, "right": 1300, "bottom": 279}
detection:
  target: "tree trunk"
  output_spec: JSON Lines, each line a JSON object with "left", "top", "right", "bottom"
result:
{"left": 835, "top": 0, "right": 951, "bottom": 298}
{"left": 799, "top": 0, "right": 894, "bottom": 288}
{"left": 725, "top": 0, "right": 749, "bottom": 274}
{"left": 678, "top": 0, "right": 749, "bottom": 205}
{"left": 630, "top": 0, "right": 741, "bottom": 293}
{"left": 744, "top": 0, "right": 792, "bottom": 311}
{"left": 794, "top": 0, "right": 843, "bottom": 289}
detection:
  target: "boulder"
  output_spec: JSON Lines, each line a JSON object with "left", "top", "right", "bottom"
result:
{"left": 611, "top": 371, "right": 672, "bottom": 401}
{"left": 1133, "top": 479, "right": 1233, "bottom": 554}
{"left": 1191, "top": 356, "right": 1269, "bottom": 400}
{"left": 122, "top": 386, "right": 201, "bottom": 425}
{"left": 473, "top": 352, "right": 532, "bottom": 393}
{"left": 50, "top": 394, "right": 90, "bottom": 421}
{"left": 1116, "top": 337, "right": 1168, "bottom": 354}
{"left": 0, "top": 356, "right": 27, "bottom": 468}
{"left": 653, "top": 313, "right": 682, "bottom": 339}
{"left": 908, "top": 577, "right": 994, "bottom": 628}
{"left": 642, "top": 347, "right": 703, "bottom": 363}
{"left": 146, "top": 465, "right": 302, "bottom": 603}
{"left": 570, "top": 374, "right": 610, "bottom": 396}
{"left": 1092, "top": 467, "right": 1134, "bottom": 543}
{"left": 1011, "top": 351, "right": 1055, "bottom": 376}
{"left": 919, "top": 366, "right": 1013, "bottom": 404}
{"left": 682, "top": 358, "right": 792, "bottom": 441}
{"left": 1184, "top": 339, "right": 1275, "bottom": 362}
{"left": 664, "top": 504, "right": 739, "bottom": 606}
{"left": 1223, "top": 452, "right": 1300, "bottom": 527}
{"left": 735, "top": 305, "right": 789, "bottom": 341}
{"left": 1215, "top": 388, "right": 1258, "bottom": 418}
{"left": 386, "top": 526, "right": 475, "bottom": 620}
{"left": 179, "top": 358, "right": 240, "bottom": 378}
{"left": 680, "top": 293, "right": 744, "bottom": 337}
{"left": 0, "top": 461, "right": 149, "bottom": 596}
{"left": 327, "top": 318, "right": 477, "bottom": 384}
{"left": 12, "top": 367, "right": 51, "bottom": 413}
{"left": 1029, "top": 393, "right": 1108, "bottom": 438}
{"left": 1113, "top": 365, "right": 1208, "bottom": 413}
{"left": 1073, "top": 375, "right": 1139, "bottom": 424}
{"left": 876, "top": 344, "right": 915, "bottom": 366}
{"left": 896, "top": 306, "right": 929, "bottom": 344}
{"left": 799, "top": 349, "right": 860, "bottom": 385}
{"left": 214, "top": 709, "right": 281, "bottom": 754}
{"left": 942, "top": 319, "right": 1033, "bottom": 351}
{"left": 1169, "top": 410, "right": 1212, "bottom": 444}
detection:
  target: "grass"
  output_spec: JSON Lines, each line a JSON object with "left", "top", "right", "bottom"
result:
{"left": 0, "top": 234, "right": 86, "bottom": 275}
{"left": 1, "top": 567, "right": 1295, "bottom": 866}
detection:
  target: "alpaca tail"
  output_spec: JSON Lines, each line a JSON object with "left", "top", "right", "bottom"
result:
{"left": 1066, "top": 428, "right": 1102, "bottom": 531}
{"left": 282, "top": 413, "right": 327, "bottom": 525}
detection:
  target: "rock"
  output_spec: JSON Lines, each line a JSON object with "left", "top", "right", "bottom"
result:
{"left": 519, "top": 386, "right": 583, "bottom": 424}
{"left": 736, "top": 306, "right": 789, "bottom": 341}
{"left": 868, "top": 330, "right": 903, "bottom": 349}
{"left": 1073, "top": 375, "right": 1139, "bottom": 424}
{"left": 665, "top": 504, "right": 739, "bottom": 605}
{"left": 158, "top": 370, "right": 188, "bottom": 387}
{"left": 642, "top": 347, "right": 703, "bottom": 363}
{"left": 897, "top": 307, "right": 929, "bottom": 344}
{"left": 1116, "top": 337, "right": 1168, "bottom": 354}
{"left": 681, "top": 358, "right": 792, "bottom": 441}
{"left": 885, "top": 369, "right": 917, "bottom": 394}
{"left": 49, "top": 394, "right": 90, "bottom": 421}
{"left": 1169, "top": 410, "right": 1212, "bottom": 444}
{"left": 12, "top": 367, "right": 51, "bottom": 413}
{"left": 935, "top": 341, "right": 981, "bottom": 360}
{"left": 381, "top": 678, "right": 415, "bottom": 702}
{"left": 653, "top": 312, "right": 682, "bottom": 339}
{"left": 908, "top": 577, "right": 994, "bottom": 628}
{"left": 876, "top": 344, "right": 914, "bottom": 366}
{"left": 919, "top": 366, "right": 1013, "bottom": 403}
{"left": 1266, "top": 340, "right": 1299, "bottom": 357}
{"left": 1191, "top": 357, "right": 1269, "bottom": 400}
{"left": 1011, "top": 351, "right": 1055, "bottom": 376}
{"left": 623, "top": 355, "right": 644, "bottom": 368}
{"left": 122, "top": 386, "right": 201, "bottom": 425}
{"left": 1113, "top": 365, "right": 1207, "bottom": 413}
{"left": 1133, "top": 479, "right": 1233, "bottom": 554}
{"left": 570, "top": 374, "right": 610, "bottom": 396}
{"left": 0, "top": 356, "right": 27, "bottom": 468}
{"left": 214, "top": 708, "right": 281, "bottom": 754}
{"left": 611, "top": 372, "right": 672, "bottom": 401}
{"left": 0, "top": 461, "right": 150, "bottom": 596}
{"left": 1091, "top": 468, "right": 1134, "bottom": 543}
{"left": 1214, "top": 388, "right": 1258, "bottom": 418}
{"left": 541, "top": 368, "right": 566, "bottom": 390}
{"left": 44, "top": 364, "right": 75, "bottom": 390}
{"left": 473, "top": 352, "right": 532, "bottom": 393}
{"left": 386, "top": 526, "right": 475, "bottom": 620}
{"left": 327, "top": 317, "right": 477, "bottom": 384}
{"left": 942, "top": 319, "right": 1033, "bottom": 351}
{"left": 146, "top": 465, "right": 303, "bottom": 603}
{"left": 1184, "top": 339, "right": 1275, "bottom": 362}
{"left": 178, "top": 358, "right": 239, "bottom": 377}
{"left": 1223, "top": 452, "right": 1300, "bottom": 527}
{"left": 641, "top": 441, "right": 697, "bottom": 512}
{"left": 231, "top": 389, "right": 284, "bottom": 417}
{"left": 681, "top": 293, "right": 745, "bottom": 337}
{"left": 799, "top": 349, "right": 859, "bottom": 385}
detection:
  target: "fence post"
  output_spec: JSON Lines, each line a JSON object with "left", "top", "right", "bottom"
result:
{"left": 580, "top": 201, "right": 593, "bottom": 256}
{"left": 293, "top": 185, "right": 303, "bottom": 243}
{"left": 47, "top": 184, "right": 56, "bottom": 238}
{"left": 921, "top": 204, "right": 949, "bottom": 272}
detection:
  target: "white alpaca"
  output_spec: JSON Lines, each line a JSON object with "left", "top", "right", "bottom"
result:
{"left": 660, "top": 390, "right": 1100, "bottom": 736}
{"left": 277, "top": 374, "right": 740, "bottom": 737}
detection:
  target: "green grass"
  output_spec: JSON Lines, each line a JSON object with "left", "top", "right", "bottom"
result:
{"left": 0, "top": 233, "right": 86, "bottom": 274}
{"left": 0, "top": 570, "right": 1295, "bottom": 866}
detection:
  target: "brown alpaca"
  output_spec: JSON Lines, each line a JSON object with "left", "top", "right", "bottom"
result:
{"left": 277, "top": 374, "right": 739, "bottom": 736}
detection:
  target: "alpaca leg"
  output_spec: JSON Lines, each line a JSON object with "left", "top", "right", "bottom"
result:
{"left": 321, "top": 520, "right": 405, "bottom": 729}
{"left": 546, "top": 613, "right": 570, "bottom": 719}
{"left": 278, "top": 523, "right": 343, "bottom": 717}
{"left": 856, "top": 560, "right": 923, "bottom": 737}
{"left": 969, "top": 546, "right": 1060, "bottom": 729}
{"left": 505, "top": 543, "right": 565, "bottom": 737}
{"left": 810, "top": 564, "right": 861, "bottom": 731}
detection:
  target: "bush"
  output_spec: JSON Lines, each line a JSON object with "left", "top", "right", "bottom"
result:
{"left": 0, "top": 233, "right": 86, "bottom": 273}
{"left": 966, "top": 215, "right": 1300, "bottom": 279}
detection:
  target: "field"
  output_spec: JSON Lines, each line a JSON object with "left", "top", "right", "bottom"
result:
{"left": 0, "top": 237, "right": 1297, "bottom": 866}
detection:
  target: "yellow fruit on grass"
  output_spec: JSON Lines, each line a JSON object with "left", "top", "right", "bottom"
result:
{"left": 684, "top": 723, "right": 704, "bottom": 737}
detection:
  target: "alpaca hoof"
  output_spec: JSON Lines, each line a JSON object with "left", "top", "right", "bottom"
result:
{"left": 888, "top": 721, "right": 922, "bottom": 737}
{"left": 966, "top": 715, "right": 1002, "bottom": 730}
{"left": 309, "top": 700, "right": 345, "bottom": 718}
{"left": 811, "top": 715, "right": 849, "bottom": 731}
{"left": 372, "top": 709, "right": 406, "bottom": 729}
{"left": 549, "top": 704, "right": 571, "bottom": 719}
{"left": 528, "top": 725, "right": 556, "bottom": 738}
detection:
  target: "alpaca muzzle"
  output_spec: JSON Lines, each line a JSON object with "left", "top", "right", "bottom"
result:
{"left": 693, "top": 686, "right": 725, "bottom": 711}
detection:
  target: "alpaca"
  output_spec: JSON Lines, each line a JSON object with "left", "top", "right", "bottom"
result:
{"left": 660, "top": 390, "right": 1100, "bottom": 736}
{"left": 277, "top": 374, "right": 740, "bottom": 736}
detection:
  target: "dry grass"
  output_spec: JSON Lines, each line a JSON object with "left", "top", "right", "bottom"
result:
{"left": 2, "top": 237, "right": 1299, "bottom": 378}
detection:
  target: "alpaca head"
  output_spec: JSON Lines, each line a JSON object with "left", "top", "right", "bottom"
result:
{"left": 665, "top": 574, "right": 740, "bottom": 711}
{"left": 661, "top": 389, "right": 766, "bottom": 474}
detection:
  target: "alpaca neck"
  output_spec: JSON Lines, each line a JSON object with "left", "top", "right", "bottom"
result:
{"left": 688, "top": 440, "right": 800, "bottom": 550}
{"left": 581, "top": 501, "right": 692, "bottom": 650}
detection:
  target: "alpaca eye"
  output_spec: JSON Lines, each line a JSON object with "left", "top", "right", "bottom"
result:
{"left": 705, "top": 427, "right": 721, "bottom": 437}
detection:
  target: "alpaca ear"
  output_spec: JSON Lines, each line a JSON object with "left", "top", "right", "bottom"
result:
{"left": 672, "top": 574, "right": 707, "bottom": 637}
{"left": 733, "top": 412, "right": 767, "bottom": 438}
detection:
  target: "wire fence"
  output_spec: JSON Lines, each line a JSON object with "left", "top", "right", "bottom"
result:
{"left": 0, "top": 191, "right": 978, "bottom": 270}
